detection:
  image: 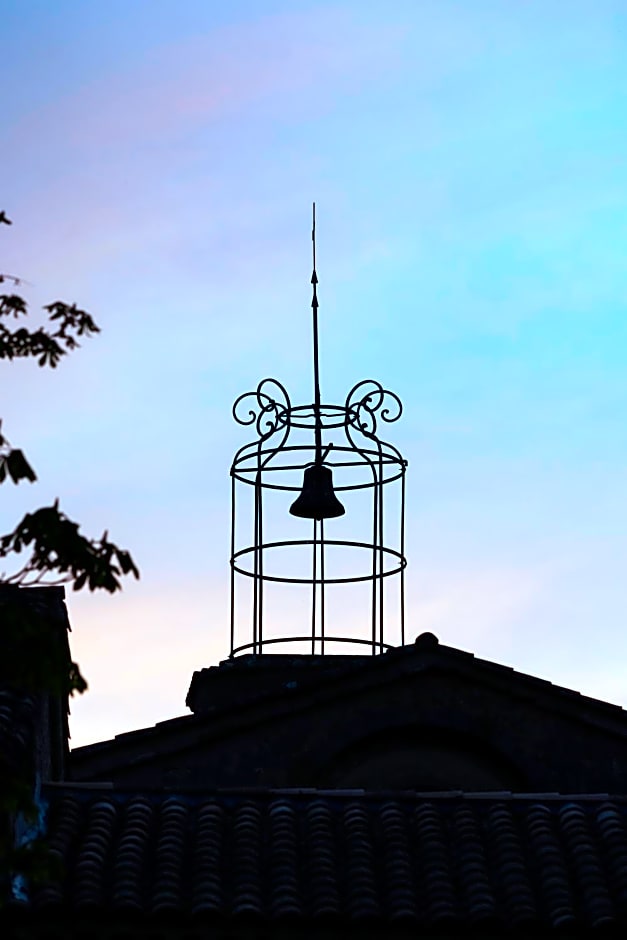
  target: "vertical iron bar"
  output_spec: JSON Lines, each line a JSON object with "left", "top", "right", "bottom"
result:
{"left": 400, "top": 466, "right": 406, "bottom": 646}
{"left": 311, "top": 203, "right": 322, "bottom": 466}
{"left": 311, "top": 518, "right": 317, "bottom": 655}
{"left": 230, "top": 472, "right": 236, "bottom": 656}
{"left": 258, "top": 467, "right": 264, "bottom": 654}
{"left": 252, "top": 471, "right": 259, "bottom": 655}
{"left": 320, "top": 518, "right": 325, "bottom": 655}
{"left": 371, "top": 474, "right": 378, "bottom": 655}
{"left": 378, "top": 453, "right": 384, "bottom": 653}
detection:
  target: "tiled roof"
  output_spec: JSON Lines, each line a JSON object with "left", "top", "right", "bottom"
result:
{"left": 16, "top": 787, "right": 627, "bottom": 932}
{"left": 0, "top": 585, "right": 71, "bottom": 781}
{"left": 0, "top": 688, "right": 37, "bottom": 776}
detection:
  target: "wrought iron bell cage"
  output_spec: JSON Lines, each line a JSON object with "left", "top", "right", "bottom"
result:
{"left": 229, "top": 208, "right": 408, "bottom": 657}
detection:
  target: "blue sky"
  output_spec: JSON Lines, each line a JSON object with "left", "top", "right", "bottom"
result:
{"left": 3, "top": 1, "right": 627, "bottom": 746}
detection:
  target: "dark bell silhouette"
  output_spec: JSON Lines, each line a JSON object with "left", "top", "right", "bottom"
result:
{"left": 289, "top": 464, "right": 345, "bottom": 520}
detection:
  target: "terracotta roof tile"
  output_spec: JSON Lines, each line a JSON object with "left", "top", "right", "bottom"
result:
{"left": 231, "top": 801, "right": 263, "bottom": 916}
{"left": 268, "top": 799, "right": 301, "bottom": 918}
{"left": 412, "top": 802, "right": 456, "bottom": 924}
{"left": 303, "top": 797, "right": 340, "bottom": 918}
{"left": 343, "top": 801, "right": 379, "bottom": 919}
{"left": 111, "top": 797, "right": 152, "bottom": 912}
{"left": 191, "top": 801, "right": 225, "bottom": 916}
{"left": 484, "top": 802, "right": 535, "bottom": 925}
{"left": 379, "top": 801, "right": 415, "bottom": 921}
{"left": 451, "top": 803, "right": 497, "bottom": 923}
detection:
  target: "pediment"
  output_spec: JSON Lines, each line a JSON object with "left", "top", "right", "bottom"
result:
{"left": 71, "top": 634, "right": 627, "bottom": 794}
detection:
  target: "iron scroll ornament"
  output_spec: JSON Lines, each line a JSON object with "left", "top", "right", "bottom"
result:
{"left": 232, "top": 378, "right": 403, "bottom": 447}
{"left": 345, "top": 379, "right": 403, "bottom": 441}
{"left": 232, "top": 378, "right": 292, "bottom": 442}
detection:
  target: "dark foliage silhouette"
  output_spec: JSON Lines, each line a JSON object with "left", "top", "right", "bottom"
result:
{"left": 0, "top": 211, "right": 138, "bottom": 900}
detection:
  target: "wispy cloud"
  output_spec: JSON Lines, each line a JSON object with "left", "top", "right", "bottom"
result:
{"left": 6, "top": 9, "right": 405, "bottom": 176}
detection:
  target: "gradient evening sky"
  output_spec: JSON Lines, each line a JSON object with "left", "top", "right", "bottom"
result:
{"left": 3, "top": 1, "right": 627, "bottom": 747}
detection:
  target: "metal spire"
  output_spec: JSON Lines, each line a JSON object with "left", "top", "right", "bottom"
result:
{"left": 311, "top": 202, "right": 322, "bottom": 464}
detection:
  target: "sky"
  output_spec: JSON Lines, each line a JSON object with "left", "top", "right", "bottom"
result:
{"left": 3, "top": 0, "right": 627, "bottom": 747}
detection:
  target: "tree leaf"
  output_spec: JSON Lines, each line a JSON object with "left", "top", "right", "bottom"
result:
{"left": 6, "top": 448, "right": 37, "bottom": 483}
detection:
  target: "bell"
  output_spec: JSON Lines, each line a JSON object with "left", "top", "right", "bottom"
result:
{"left": 289, "top": 464, "right": 345, "bottom": 520}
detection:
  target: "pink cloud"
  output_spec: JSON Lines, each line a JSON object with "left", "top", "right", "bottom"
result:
{"left": 9, "top": 9, "right": 406, "bottom": 158}
{"left": 2, "top": 8, "right": 406, "bottom": 298}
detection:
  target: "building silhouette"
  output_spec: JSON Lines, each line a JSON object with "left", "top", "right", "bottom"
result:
{"left": 5, "top": 588, "right": 627, "bottom": 937}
